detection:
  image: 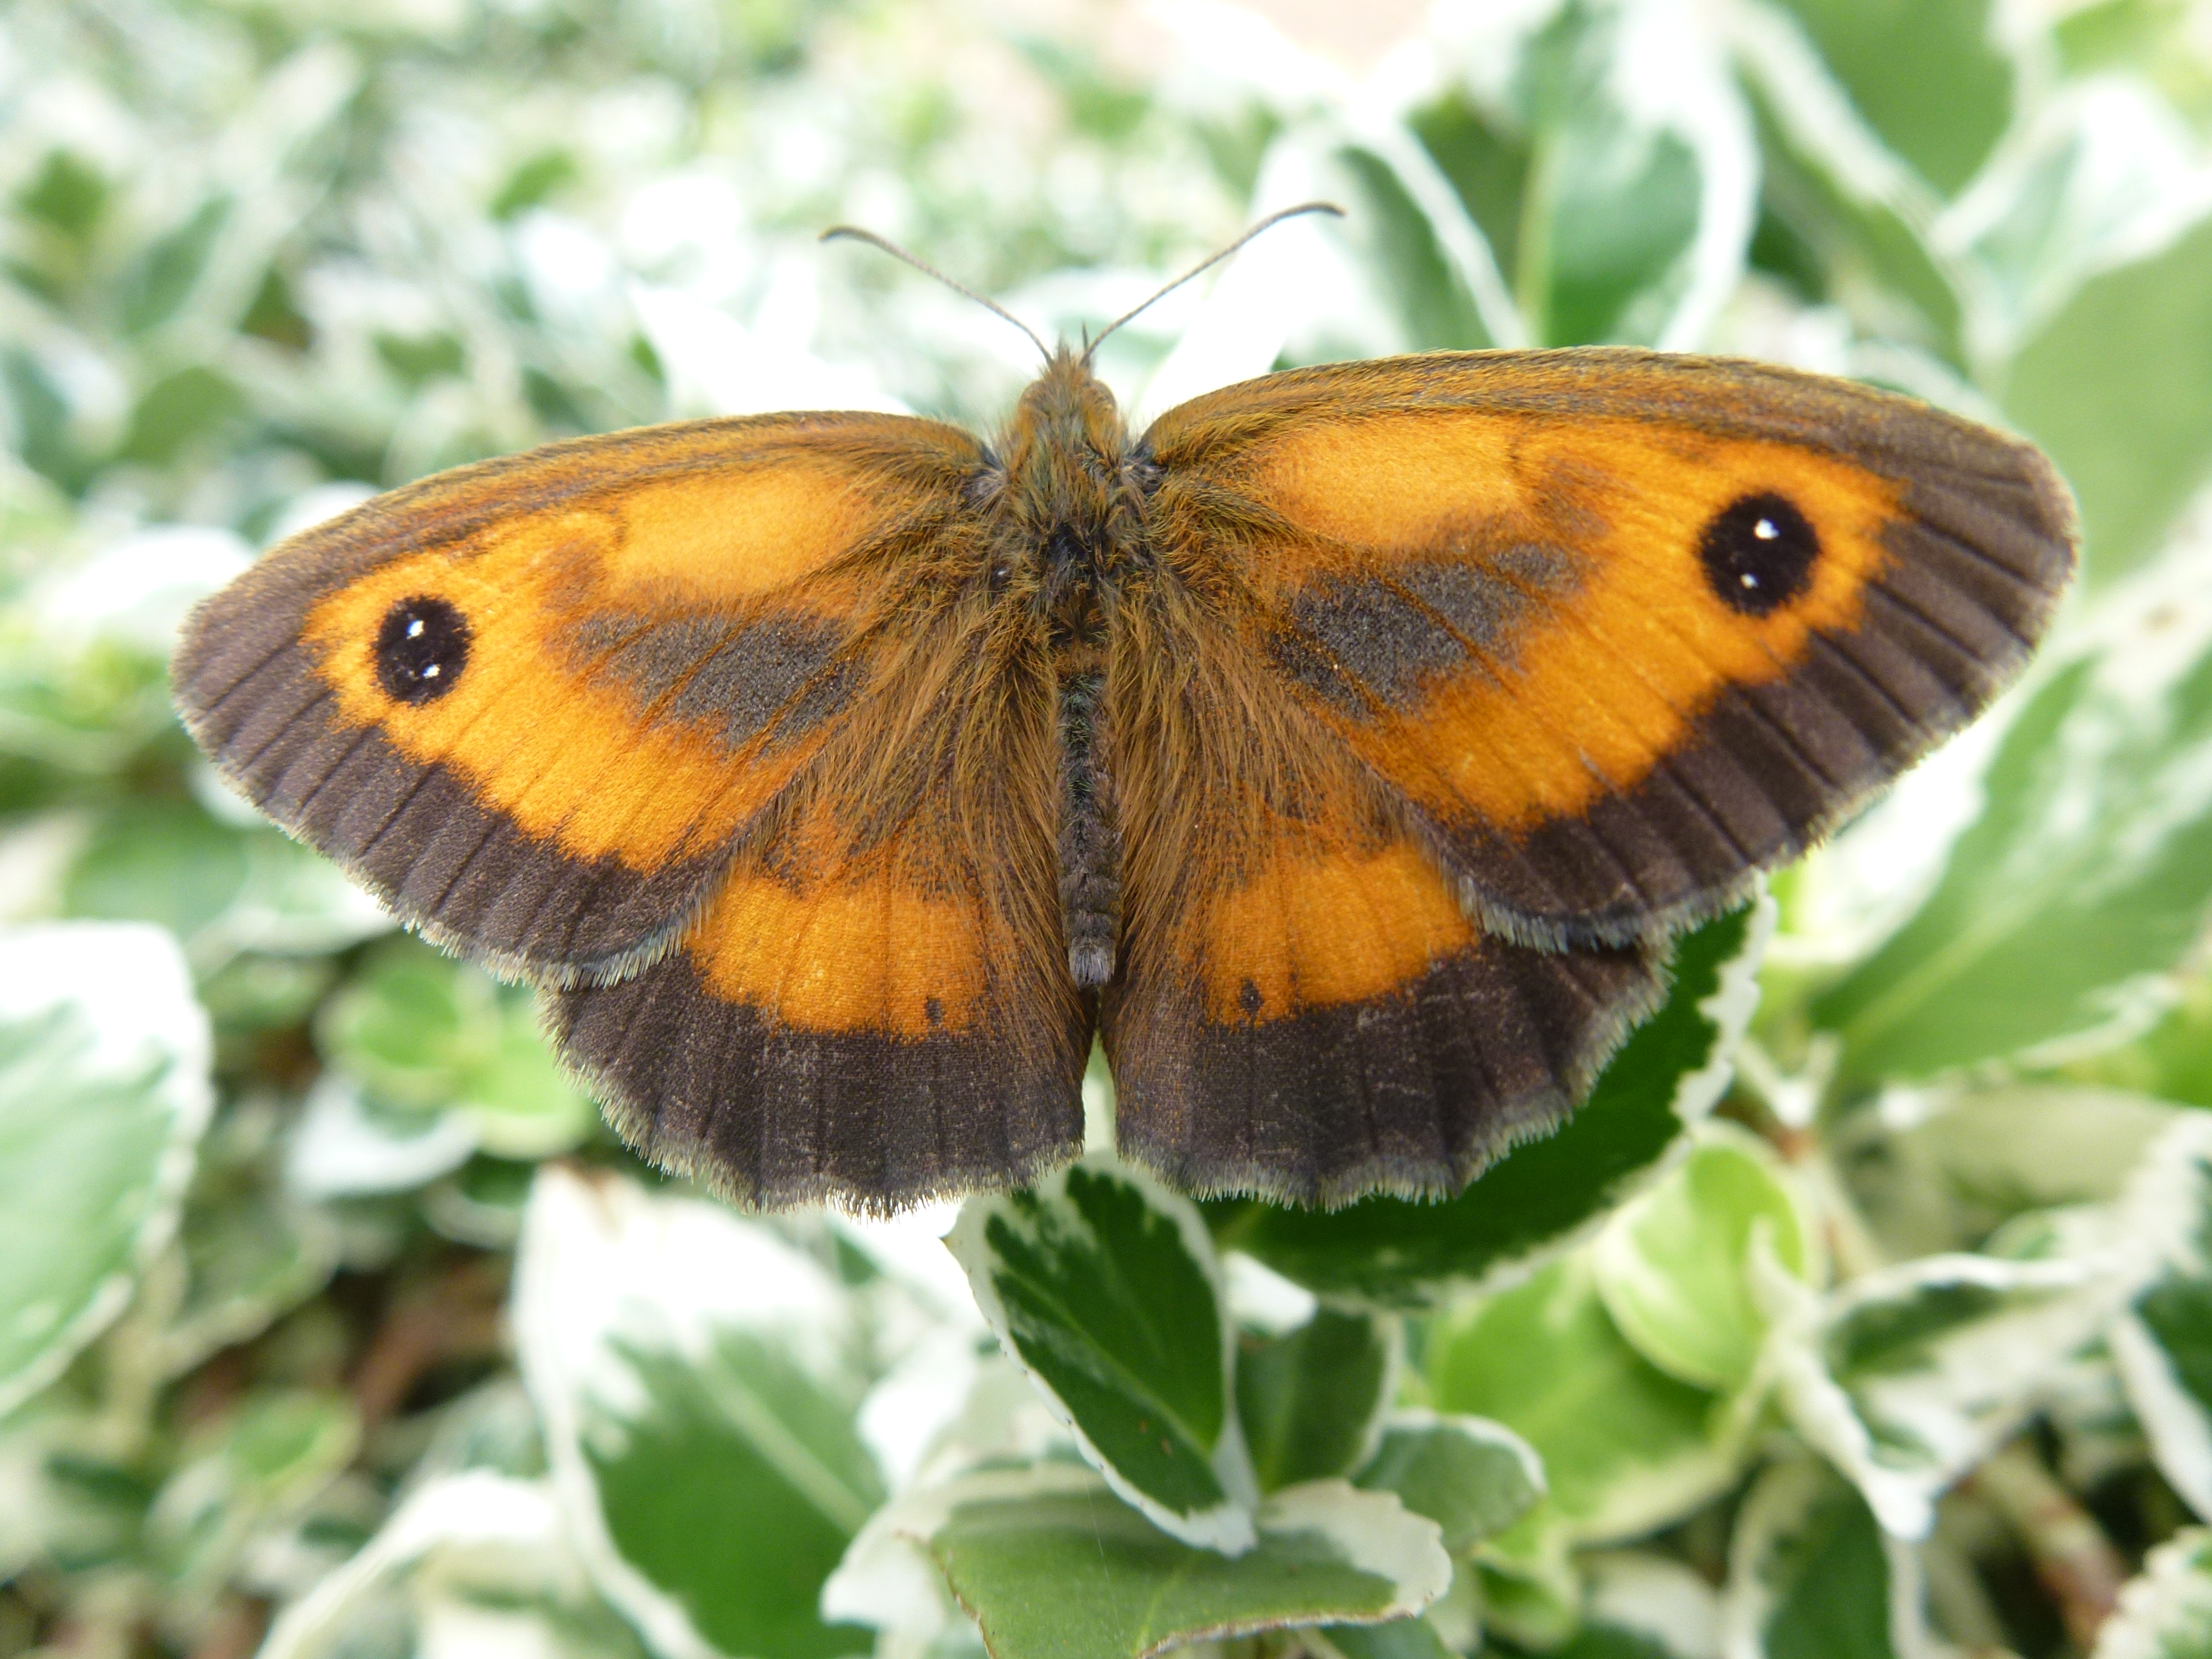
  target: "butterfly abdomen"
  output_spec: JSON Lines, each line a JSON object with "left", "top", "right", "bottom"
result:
{"left": 995, "top": 345, "right": 1155, "bottom": 993}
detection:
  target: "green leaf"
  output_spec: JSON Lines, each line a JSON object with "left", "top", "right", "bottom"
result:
{"left": 1353, "top": 1412, "right": 1546, "bottom": 1553}
{"left": 259, "top": 1473, "right": 629, "bottom": 1659}
{"left": 2006, "top": 210, "right": 2212, "bottom": 585}
{"left": 2111, "top": 1116, "right": 2212, "bottom": 1519}
{"left": 163, "top": 1157, "right": 338, "bottom": 1375}
{"left": 1814, "top": 574, "right": 2212, "bottom": 1081}
{"left": 1733, "top": 8, "right": 1963, "bottom": 362}
{"left": 63, "top": 798, "right": 388, "bottom": 967}
{"left": 1430, "top": 1256, "right": 1739, "bottom": 1547}
{"left": 838, "top": 1464, "right": 1450, "bottom": 1659}
{"left": 1592, "top": 1123, "right": 1812, "bottom": 1390}
{"left": 319, "top": 935, "right": 592, "bottom": 1156}
{"left": 1766, "top": 1242, "right": 2124, "bottom": 1537}
{"left": 1207, "top": 899, "right": 1769, "bottom": 1309}
{"left": 146, "top": 1388, "right": 360, "bottom": 1598}
{"left": 1411, "top": 0, "right": 1755, "bottom": 348}
{"left": 1237, "top": 1308, "right": 1396, "bottom": 1492}
{"left": 1766, "top": 0, "right": 2012, "bottom": 195}
{"left": 516, "top": 1164, "right": 882, "bottom": 1659}
{"left": 1939, "top": 78, "right": 2212, "bottom": 369}
{"left": 1721, "top": 1459, "right": 1928, "bottom": 1659}
{"left": 0, "top": 922, "right": 211, "bottom": 1418}
{"left": 1878, "top": 1085, "right": 2178, "bottom": 1249}
{"left": 949, "top": 1156, "right": 1257, "bottom": 1550}
{"left": 1313, "top": 1614, "right": 1460, "bottom": 1659}
{"left": 2090, "top": 1528, "right": 2212, "bottom": 1658}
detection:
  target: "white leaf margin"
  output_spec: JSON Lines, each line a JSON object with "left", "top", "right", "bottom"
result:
{"left": 823, "top": 1461, "right": 1451, "bottom": 1654}
{"left": 1362, "top": 1407, "right": 1548, "bottom": 1549}
{"left": 2092, "top": 1527, "right": 2212, "bottom": 1659}
{"left": 513, "top": 1162, "right": 865, "bottom": 1659}
{"left": 1761, "top": 1115, "right": 2212, "bottom": 1539}
{"left": 1763, "top": 1248, "right": 2121, "bottom": 1539}
{"left": 947, "top": 1153, "right": 1261, "bottom": 1553}
{"left": 260, "top": 1472, "right": 579, "bottom": 1659}
{"left": 2111, "top": 1113, "right": 2212, "bottom": 1521}
{"left": 1721, "top": 1457, "right": 1930, "bottom": 1659}
{"left": 0, "top": 922, "right": 213, "bottom": 1418}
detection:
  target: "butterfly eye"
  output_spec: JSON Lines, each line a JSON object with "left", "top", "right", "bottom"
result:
{"left": 1699, "top": 492, "right": 1818, "bottom": 618}
{"left": 375, "top": 595, "right": 472, "bottom": 704}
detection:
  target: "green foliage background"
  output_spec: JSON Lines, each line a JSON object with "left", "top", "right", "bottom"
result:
{"left": 6, "top": 0, "right": 2212, "bottom": 1655}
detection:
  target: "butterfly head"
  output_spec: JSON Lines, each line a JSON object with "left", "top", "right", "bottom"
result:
{"left": 995, "top": 345, "right": 1145, "bottom": 637}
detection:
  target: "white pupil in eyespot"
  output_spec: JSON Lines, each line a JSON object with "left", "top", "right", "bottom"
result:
{"left": 423, "top": 663, "right": 440, "bottom": 676}
{"left": 1753, "top": 518, "right": 1778, "bottom": 540}
{"left": 407, "top": 618, "right": 426, "bottom": 637}
{"left": 1741, "top": 573, "right": 1758, "bottom": 587}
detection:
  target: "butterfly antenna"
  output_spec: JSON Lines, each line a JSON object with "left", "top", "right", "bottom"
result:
{"left": 1083, "top": 201, "right": 1345, "bottom": 363}
{"left": 820, "top": 225, "right": 1051, "bottom": 364}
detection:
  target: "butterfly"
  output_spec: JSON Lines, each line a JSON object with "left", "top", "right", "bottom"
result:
{"left": 173, "top": 209, "right": 2076, "bottom": 1215}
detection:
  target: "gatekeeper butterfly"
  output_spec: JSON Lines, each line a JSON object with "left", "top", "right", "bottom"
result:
{"left": 173, "top": 208, "right": 2076, "bottom": 1213}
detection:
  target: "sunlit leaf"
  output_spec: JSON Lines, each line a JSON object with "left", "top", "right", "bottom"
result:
{"left": 949, "top": 1156, "right": 1258, "bottom": 1550}
{"left": 1430, "top": 1256, "right": 1741, "bottom": 1549}
{"left": 835, "top": 1463, "right": 1450, "bottom": 1659}
{"left": 1815, "top": 562, "right": 2212, "bottom": 1081}
{"left": 1592, "top": 1123, "right": 1812, "bottom": 1391}
{"left": 515, "top": 1164, "right": 882, "bottom": 1659}
{"left": 0, "top": 922, "right": 211, "bottom": 1418}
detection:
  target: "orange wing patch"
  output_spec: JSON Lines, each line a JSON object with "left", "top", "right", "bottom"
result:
{"left": 687, "top": 855, "right": 992, "bottom": 1039}
{"left": 1192, "top": 412, "right": 1904, "bottom": 830}
{"left": 547, "top": 621, "right": 1087, "bottom": 1212}
{"left": 1184, "top": 834, "right": 1476, "bottom": 1026}
{"left": 297, "top": 529, "right": 834, "bottom": 873}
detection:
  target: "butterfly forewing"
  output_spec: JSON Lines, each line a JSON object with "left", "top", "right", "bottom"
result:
{"left": 174, "top": 413, "right": 980, "bottom": 982}
{"left": 176, "top": 410, "right": 1090, "bottom": 1209}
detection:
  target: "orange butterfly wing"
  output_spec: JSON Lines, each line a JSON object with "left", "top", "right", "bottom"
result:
{"left": 1101, "top": 348, "right": 2072, "bottom": 1201}
{"left": 177, "top": 414, "right": 1087, "bottom": 1208}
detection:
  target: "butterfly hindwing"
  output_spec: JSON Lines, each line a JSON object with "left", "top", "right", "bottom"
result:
{"left": 174, "top": 413, "right": 981, "bottom": 982}
{"left": 550, "top": 584, "right": 1089, "bottom": 1210}
{"left": 1141, "top": 348, "right": 2076, "bottom": 948}
{"left": 1097, "top": 586, "right": 1670, "bottom": 1205}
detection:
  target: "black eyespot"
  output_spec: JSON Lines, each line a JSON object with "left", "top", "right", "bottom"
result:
{"left": 1699, "top": 492, "right": 1819, "bottom": 618}
{"left": 375, "top": 595, "right": 471, "bottom": 704}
